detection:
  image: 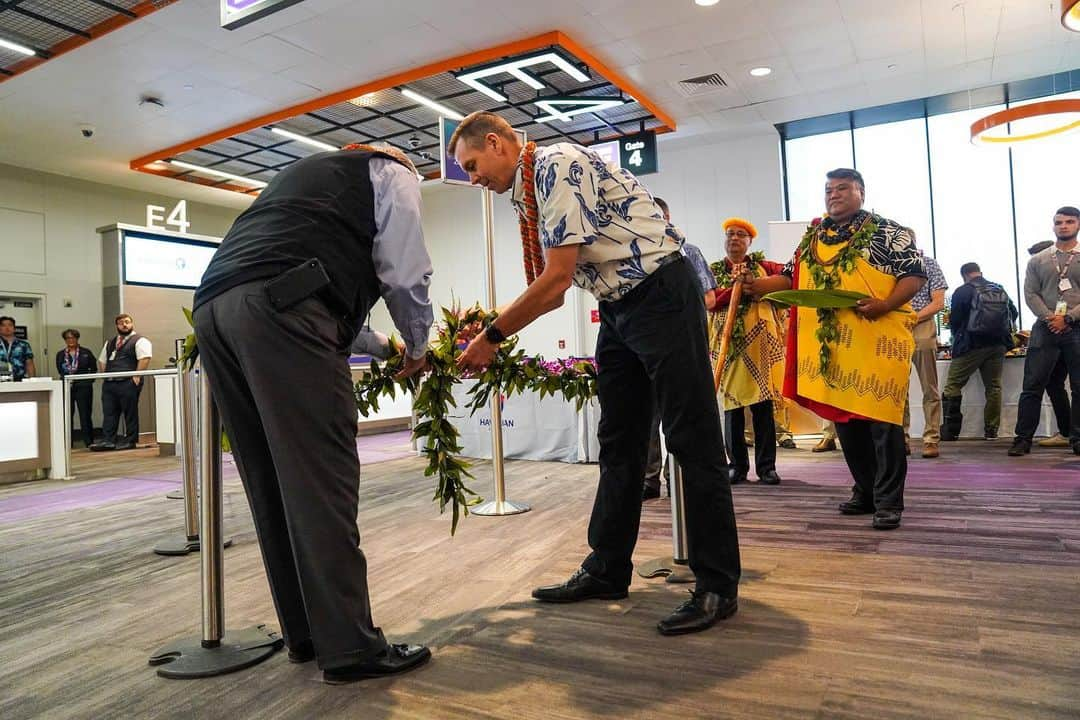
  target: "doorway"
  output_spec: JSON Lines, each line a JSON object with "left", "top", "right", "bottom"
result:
{"left": 0, "top": 294, "right": 46, "bottom": 377}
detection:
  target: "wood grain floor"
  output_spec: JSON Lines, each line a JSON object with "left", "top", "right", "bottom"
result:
{"left": 1, "top": 440, "right": 1078, "bottom": 719}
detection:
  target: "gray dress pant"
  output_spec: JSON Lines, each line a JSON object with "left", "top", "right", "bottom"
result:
{"left": 193, "top": 280, "right": 387, "bottom": 671}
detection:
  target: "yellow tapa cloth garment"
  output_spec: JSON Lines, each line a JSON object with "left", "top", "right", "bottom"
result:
{"left": 792, "top": 245, "right": 916, "bottom": 425}
{"left": 708, "top": 264, "right": 786, "bottom": 411}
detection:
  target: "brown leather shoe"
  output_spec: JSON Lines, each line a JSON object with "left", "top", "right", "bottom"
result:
{"left": 921, "top": 443, "right": 939, "bottom": 458}
{"left": 812, "top": 438, "right": 837, "bottom": 453}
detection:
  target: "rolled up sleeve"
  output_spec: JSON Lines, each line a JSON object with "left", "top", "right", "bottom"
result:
{"left": 370, "top": 158, "right": 434, "bottom": 359}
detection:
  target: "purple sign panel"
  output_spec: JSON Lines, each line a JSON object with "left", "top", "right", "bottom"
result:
{"left": 221, "top": 0, "right": 306, "bottom": 30}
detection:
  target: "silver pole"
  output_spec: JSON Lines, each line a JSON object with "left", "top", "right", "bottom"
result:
{"left": 472, "top": 189, "right": 529, "bottom": 517}
{"left": 180, "top": 366, "right": 199, "bottom": 539}
{"left": 198, "top": 366, "right": 224, "bottom": 646}
{"left": 667, "top": 454, "right": 689, "bottom": 563}
{"left": 62, "top": 375, "right": 74, "bottom": 479}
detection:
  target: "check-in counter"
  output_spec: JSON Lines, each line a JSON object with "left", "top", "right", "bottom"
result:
{"left": 0, "top": 379, "right": 67, "bottom": 483}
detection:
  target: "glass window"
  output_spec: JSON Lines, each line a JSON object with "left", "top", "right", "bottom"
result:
{"left": 784, "top": 130, "right": 853, "bottom": 223}
{"left": 853, "top": 119, "right": 934, "bottom": 259}
{"left": 927, "top": 105, "right": 1019, "bottom": 327}
{"left": 1008, "top": 90, "right": 1080, "bottom": 329}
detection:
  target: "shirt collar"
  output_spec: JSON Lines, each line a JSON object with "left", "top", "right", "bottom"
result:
{"left": 510, "top": 145, "right": 527, "bottom": 209}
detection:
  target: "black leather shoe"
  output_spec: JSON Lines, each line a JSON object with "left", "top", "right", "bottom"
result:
{"left": 641, "top": 483, "right": 661, "bottom": 501}
{"left": 1072, "top": 442, "right": 1080, "bottom": 456}
{"left": 89, "top": 442, "right": 115, "bottom": 452}
{"left": 872, "top": 509, "right": 902, "bottom": 530}
{"left": 838, "top": 498, "right": 874, "bottom": 515}
{"left": 1008, "top": 438, "right": 1031, "bottom": 456}
{"left": 323, "top": 644, "right": 430, "bottom": 684}
{"left": 758, "top": 470, "right": 781, "bottom": 485}
{"left": 729, "top": 469, "right": 748, "bottom": 485}
{"left": 115, "top": 442, "right": 136, "bottom": 450}
{"left": 531, "top": 567, "right": 628, "bottom": 603}
{"left": 287, "top": 639, "right": 315, "bottom": 664}
{"left": 657, "top": 591, "right": 738, "bottom": 636}
{"left": 778, "top": 438, "right": 797, "bottom": 450}
{"left": 985, "top": 428, "right": 998, "bottom": 440}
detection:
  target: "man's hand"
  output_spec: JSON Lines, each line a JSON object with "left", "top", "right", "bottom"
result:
{"left": 394, "top": 353, "right": 430, "bottom": 381}
{"left": 704, "top": 290, "right": 717, "bottom": 311}
{"left": 132, "top": 376, "right": 142, "bottom": 386}
{"left": 854, "top": 297, "right": 891, "bottom": 320}
{"left": 1047, "top": 315, "right": 1069, "bottom": 334}
{"left": 457, "top": 333, "right": 498, "bottom": 373}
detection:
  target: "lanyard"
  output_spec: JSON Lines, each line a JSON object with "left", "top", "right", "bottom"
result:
{"left": 66, "top": 349, "right": 80, "bottom": 374}
{"left": 0, "top": 338, "right": 12, "bottom": 361}
{"left": 1054, "top": 249, "right": 1077, "bottom": 280}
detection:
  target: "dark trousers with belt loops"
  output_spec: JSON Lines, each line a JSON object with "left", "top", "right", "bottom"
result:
{"left": 582, "top": 257, "right": 741, "bottom": 597}
{"left": 194, "top": 281, "right": 387, "bottom": 671}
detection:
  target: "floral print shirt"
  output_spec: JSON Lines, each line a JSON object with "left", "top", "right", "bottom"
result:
{"left": 511, "top": 142, "right": 683, "bottom": 301}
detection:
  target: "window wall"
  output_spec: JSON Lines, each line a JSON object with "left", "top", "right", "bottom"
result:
{"left": 780, "top": 73, "right": 1080, "bottom": 330}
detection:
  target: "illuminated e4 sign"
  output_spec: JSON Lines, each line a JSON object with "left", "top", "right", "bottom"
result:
{"left": 618, "top": 131, "right": 657, "bottom": 176}
{"left": 221, "top": 0, "right": 306, "bottom": 30}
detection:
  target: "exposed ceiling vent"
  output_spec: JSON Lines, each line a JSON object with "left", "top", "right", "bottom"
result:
{"left": 674, "top": 72, "right": 729, "bottom": 97}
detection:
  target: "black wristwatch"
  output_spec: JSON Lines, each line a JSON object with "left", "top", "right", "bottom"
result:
{"left": 484, "top": 323, "right": 507, "bottom": 344}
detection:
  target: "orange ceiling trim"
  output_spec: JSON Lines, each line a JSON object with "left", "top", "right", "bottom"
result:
{"left": 0, "top": 0, "right": 176, "bottom": 84}
{"left": 130, "top": 30, "right": 676, "bottom": 172}
{"left": 139, "top": 165, "right": 262, "bottom": 195}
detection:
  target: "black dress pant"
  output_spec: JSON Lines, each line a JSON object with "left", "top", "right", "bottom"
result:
{"left": 583, "top": 258, "right": 741, "bottom": 596}
{"left": 193, "top": 281, "right": 386, "bottom": 671}
{"left": 1015, "top": 323, "right": 1080, "bottom": 443}
{"left": 70, "top": 382, "right": 94, "bottom": 447}
{"left": 101, "top": 379, "right": 140, "bottom": 446}
{"left": 1046, "top": 356, "right": 1072, "bottom": 437}
{"left": 724, "top": 400, "right": 776, "bottom": 476}
{"left": 834, "top": 419, "right": 906, "bottom": 511}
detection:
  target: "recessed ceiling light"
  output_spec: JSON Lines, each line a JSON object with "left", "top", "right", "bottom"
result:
{"left": 0, "top": 36, "right": 35, "bottom": 56}
{"left": 400, "top": 88, "right": 465, "bottom": 121}
{"left": 749, "top": 66, "right": 772, "bottom": 77}
{"left": 695, "top": 0, "right": 720, "bottom": 6}
{"left": 270, "top": 127, "right": 338, "bottom": 152}
{"left": 168, "top": 160, "right": 268, "bottom": 188}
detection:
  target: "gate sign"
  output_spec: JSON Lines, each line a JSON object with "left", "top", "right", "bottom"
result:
{"left": 618, "top": 130, "right": 658, "bottom": 176}
{"left": 221, "top": 0, "right": 306, "bottom": 30}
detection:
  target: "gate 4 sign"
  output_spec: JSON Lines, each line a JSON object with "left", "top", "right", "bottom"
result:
{"left": 221, "top": 0, "right": 306, "bottom": 30}
{"left": 618, "top": 131, "right": 657, "bottom": 176}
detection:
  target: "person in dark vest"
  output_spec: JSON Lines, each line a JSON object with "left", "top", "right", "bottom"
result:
{"left": 91, "top": 314, "right": 151, "bottom": 451}
{"left": 56, "top": 328, "right": 98, "bottom": 447}
{"left": 192, "top": 144, "right": 433, "bottom": 684}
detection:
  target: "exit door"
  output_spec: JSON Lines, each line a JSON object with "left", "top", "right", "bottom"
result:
{"left": 0, "top": 296, "right": 45, "bottom": 377}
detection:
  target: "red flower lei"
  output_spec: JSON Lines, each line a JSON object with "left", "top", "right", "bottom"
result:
{"left": 517, "top": 141, "right": 545, "bottom": 285}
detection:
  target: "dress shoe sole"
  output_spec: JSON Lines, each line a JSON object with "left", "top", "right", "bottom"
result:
{"left": 872, "top": 519, "right": 902, "bottom": 530}
{"left": 657, "top": 601, "right": 738, "bottom": 636}
{"left": 839, "top": 505, "right": 875, "bottom": 515}
{"left": 288, "top": 651, "right": 315, "bottom": 664}
{"left": 1007, "top": 447, "right": 1031, "bottom": 456}
{"left": 323, "top": 651, "right": 431, "bottom": 684}
{"left": 531, "top": 589, "right": 628, "bottom": 604}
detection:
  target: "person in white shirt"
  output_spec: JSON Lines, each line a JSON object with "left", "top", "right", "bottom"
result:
{"left": 91, "top": 314, "right": 152, "bottom": 451}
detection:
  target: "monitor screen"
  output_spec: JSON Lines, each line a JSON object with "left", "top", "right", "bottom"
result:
{"left": 123, "top": 232, "right": 218, "bottom": 290}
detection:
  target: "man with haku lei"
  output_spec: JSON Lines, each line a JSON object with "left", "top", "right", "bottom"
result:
{"left": 708, "top": 217, "right": 786, "bottom": 486}
{"left": 745, "top": 168, "right": 925, "bottom": 530}
{"left": 451, "top": 111, "right": 741, "bottom": 636}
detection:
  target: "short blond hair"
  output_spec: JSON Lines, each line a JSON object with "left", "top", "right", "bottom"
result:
{"left": 448, "top": 111, "right": 517, "bottom": 155}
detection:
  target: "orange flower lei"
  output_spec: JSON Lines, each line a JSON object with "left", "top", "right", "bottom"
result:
{"left": 517, "top": 141, "right": 545, "bottom": 285}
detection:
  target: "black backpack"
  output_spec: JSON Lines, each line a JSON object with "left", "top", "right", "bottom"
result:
{"left": 966, "top": 281, "right": 1012, "bottom": 337}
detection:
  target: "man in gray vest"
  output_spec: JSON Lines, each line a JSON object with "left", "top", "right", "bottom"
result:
{"left": 193, "top": 144, "right": 433, "bottom": 683}
{"left": 91, "top": 313, "right": 151, "bottom": 451}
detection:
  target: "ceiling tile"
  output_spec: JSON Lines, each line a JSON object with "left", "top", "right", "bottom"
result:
{"left": 227, "top": 36, "right": 321, "bottom": 74}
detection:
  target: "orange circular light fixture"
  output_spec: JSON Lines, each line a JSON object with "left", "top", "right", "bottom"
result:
{"left": 969, "top": 99, "right": 1080, "bottom": 145}
{"left": 1064, "top": 0, "right": 1080, "bottom": 31}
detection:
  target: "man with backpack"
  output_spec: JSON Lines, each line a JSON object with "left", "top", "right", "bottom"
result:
{"left": 940, "top": 262, "right": 1018, "bottom": 441}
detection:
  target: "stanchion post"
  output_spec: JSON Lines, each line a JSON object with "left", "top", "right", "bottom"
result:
{"left": 62, "top": 375, "right": 75, "bottom": 480}
{"left": 471, "top": 188, "right": 529, "bottom": 517}
{"left": 636, "top": 453, "right": 695, "bottom": 583}
{"left": 166, "top": 339, "right": 187, "bottom": 500}
{"left": 149, "top": 364, "right": 282, "bottom": 677}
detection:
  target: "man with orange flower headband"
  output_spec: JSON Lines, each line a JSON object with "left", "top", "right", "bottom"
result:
{"left": 743, "top": 169, "right": 926, "bottom": 530}
{"left": 451, "top": 110, "right": 741, "bottom": 636}
{"left": 708, "top": 217, "right": 786, "bottom": 486}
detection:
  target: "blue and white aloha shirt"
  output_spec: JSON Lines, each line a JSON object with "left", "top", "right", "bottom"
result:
{"left": 511, "top": 142, "right": 684, "bottom": 301}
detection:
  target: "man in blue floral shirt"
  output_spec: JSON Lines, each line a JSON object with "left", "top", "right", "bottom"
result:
{"left": 0, "top": 316, "right": 36, "bottom": 381}
{"left": 452, "top": 111, "right": 740, "bottom": 636}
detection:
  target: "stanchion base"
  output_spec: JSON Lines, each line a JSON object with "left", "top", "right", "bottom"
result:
{"left": 152, "top": 536, "right": 233, "bottom": 556}
{"left": 471, "top": 499, "right": 531, "bottom": 516}
{"left": 637, "top": 557, "right": 695, "bottom": 584}
{"left": 166, "top": 489, "right": 185, "bottom": 500}
{"left": 149, "top": 624, "right": 283, "bottom": 678}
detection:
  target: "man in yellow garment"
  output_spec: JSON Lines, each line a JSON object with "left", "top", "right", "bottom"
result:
{"left": 745, "top": 169, "right": 925, "bottom": 530}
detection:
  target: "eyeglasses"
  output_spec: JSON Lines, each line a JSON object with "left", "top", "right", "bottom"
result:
{"left": 725, "top": 231, "right": 751, "bottom": 239}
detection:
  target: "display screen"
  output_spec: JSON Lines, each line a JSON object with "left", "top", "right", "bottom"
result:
{"left": 123, "top": 233, "right": 218, "bottom": 290}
